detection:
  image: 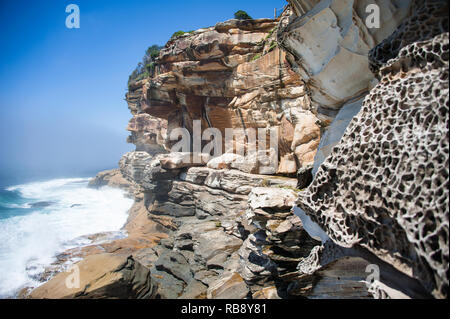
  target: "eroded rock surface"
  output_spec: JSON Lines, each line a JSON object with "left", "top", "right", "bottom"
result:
{"left": 297, "top": 0, "right": 449, "bottom": 299}
{"left": 29, "top": 254, "right": 156, "bottom": 299}
{"left": 280, "top": 0, "right": 414, "bottom": 111}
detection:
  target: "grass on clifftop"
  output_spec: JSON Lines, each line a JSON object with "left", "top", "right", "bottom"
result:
{"left": 171, "top": 30, "right": 195, "bottom": 40}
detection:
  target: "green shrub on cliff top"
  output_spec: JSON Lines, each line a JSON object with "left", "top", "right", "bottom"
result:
{"left": 171, "top": 30, "right": 194, "bottom": 40}
{"left": 128, "top": 45, "right": 162, "bottom": 88}
{"left": 172, "top": 30, "right": 187, "bottom": 38}
{"left": 146, "top": 45, "right": 161, "bottom": 59}
{"left": 234, "top": 10, "right": 253, "bottom": 20}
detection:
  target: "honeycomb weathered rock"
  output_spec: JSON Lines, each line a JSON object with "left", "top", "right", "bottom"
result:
{"left": 369, "top": 0, "right": 449, "bottom": 75}
{"left": 297, "top": 1, "right": 449, "bottom": 298}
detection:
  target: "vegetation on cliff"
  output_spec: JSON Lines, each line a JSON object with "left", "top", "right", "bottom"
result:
{"left": 128, "top": 45, "right": 162, "bottom": 87}
{"left": 171, "top": 30, "right": 195, "bottom": 39}
{"left": 128, "top": 9, "right": 253, "bottom": 87}
{"left": 234, "top": 10, "right": 252, "bottom": 20}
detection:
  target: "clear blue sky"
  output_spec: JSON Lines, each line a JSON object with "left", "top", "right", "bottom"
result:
{"left": 0, "top": 0, "right": 286, "bottom": 185}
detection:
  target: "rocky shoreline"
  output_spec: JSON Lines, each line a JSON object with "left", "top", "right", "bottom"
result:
{"left": 25, "top": 0, "right": 448, "bottom": 299}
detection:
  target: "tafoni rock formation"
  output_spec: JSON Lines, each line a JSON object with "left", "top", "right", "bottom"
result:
{"left": 28, "top": 0, "right": 448, "bottom": 299}
{"left": 296, "top": 0, "right": 449, "bottom": 299}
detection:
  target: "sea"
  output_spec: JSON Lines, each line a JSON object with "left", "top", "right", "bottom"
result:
{"left": 0, "top": 176, "right": 133, "bottom": 298}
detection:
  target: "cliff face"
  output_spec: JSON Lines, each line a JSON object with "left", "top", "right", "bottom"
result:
{"left": 118, "top": 15, "right": 335, "bottom": 299}
{"left": 126, "top": 17, "right": 321, "bottom": 175}
{"left": 118, "top": 0, "right": 447, "bottom": 299}
{"left": 116, "top": 1, "right": 449, "bottom": 299}
{"left": 29, "top": 0, "right": 448, "bottom": 299}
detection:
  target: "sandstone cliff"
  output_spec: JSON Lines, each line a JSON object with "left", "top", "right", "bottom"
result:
{"left": 29, "top": 0, "right": 448, "bottom": 299}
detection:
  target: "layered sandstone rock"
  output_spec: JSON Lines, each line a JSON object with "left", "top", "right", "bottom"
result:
{"left": 238, "top": 187, "right": 320, "bottom": 295}
{"left": 297, "top": 0, "right": 449, "bottom": 299}
{"left": 126, "top": 17, "right": 320, "bottom": 176}
{"left": 117, "top": 1, "right": 447, "bottom": 299}
{"left": 115, "top": 149, "right": 322, "bottom": 298}
{"left": 29, "top": 254, "right": 156, "bottom": 299}
{"left": 88, "top": 168, "right": 133, "bottom": 193}
{"left": 126, "top": 113, "right": 168, "bottom": 154}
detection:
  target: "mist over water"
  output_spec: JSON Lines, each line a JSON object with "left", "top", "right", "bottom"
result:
{"left": 0, "top": 177, "right": 133, "bottom": 298}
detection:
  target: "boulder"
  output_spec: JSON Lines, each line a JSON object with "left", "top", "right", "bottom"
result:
{"left": 154, "top": 250, "right": 193, "bottom": 284}
{"left": 178, "top": 280, "right": 208, "bottom": 299}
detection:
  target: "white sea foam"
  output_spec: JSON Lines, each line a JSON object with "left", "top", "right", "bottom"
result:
{"left": 0, "top": 177, "right": 133, "bottom": 298}
{"left": 2, "top": 203, "right": 31, "bottom": 209}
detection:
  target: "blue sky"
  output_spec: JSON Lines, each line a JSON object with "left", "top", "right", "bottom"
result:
{"left": 0, "top": 0, "right": 285, "bottom": 185}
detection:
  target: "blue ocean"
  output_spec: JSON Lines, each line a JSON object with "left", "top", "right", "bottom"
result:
{"left": 0, "top": 177, "right": 133, "bottom": 298}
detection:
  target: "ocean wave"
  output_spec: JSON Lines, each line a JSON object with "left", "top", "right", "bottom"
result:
{"left": 6, "top": 177, "right": 90, "bottom": 197}
{"left": 1, "top": 203, "right": 31, "bottom": 209}
{"left": 0, "top": 177, "right": 133, "bottom": 298}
